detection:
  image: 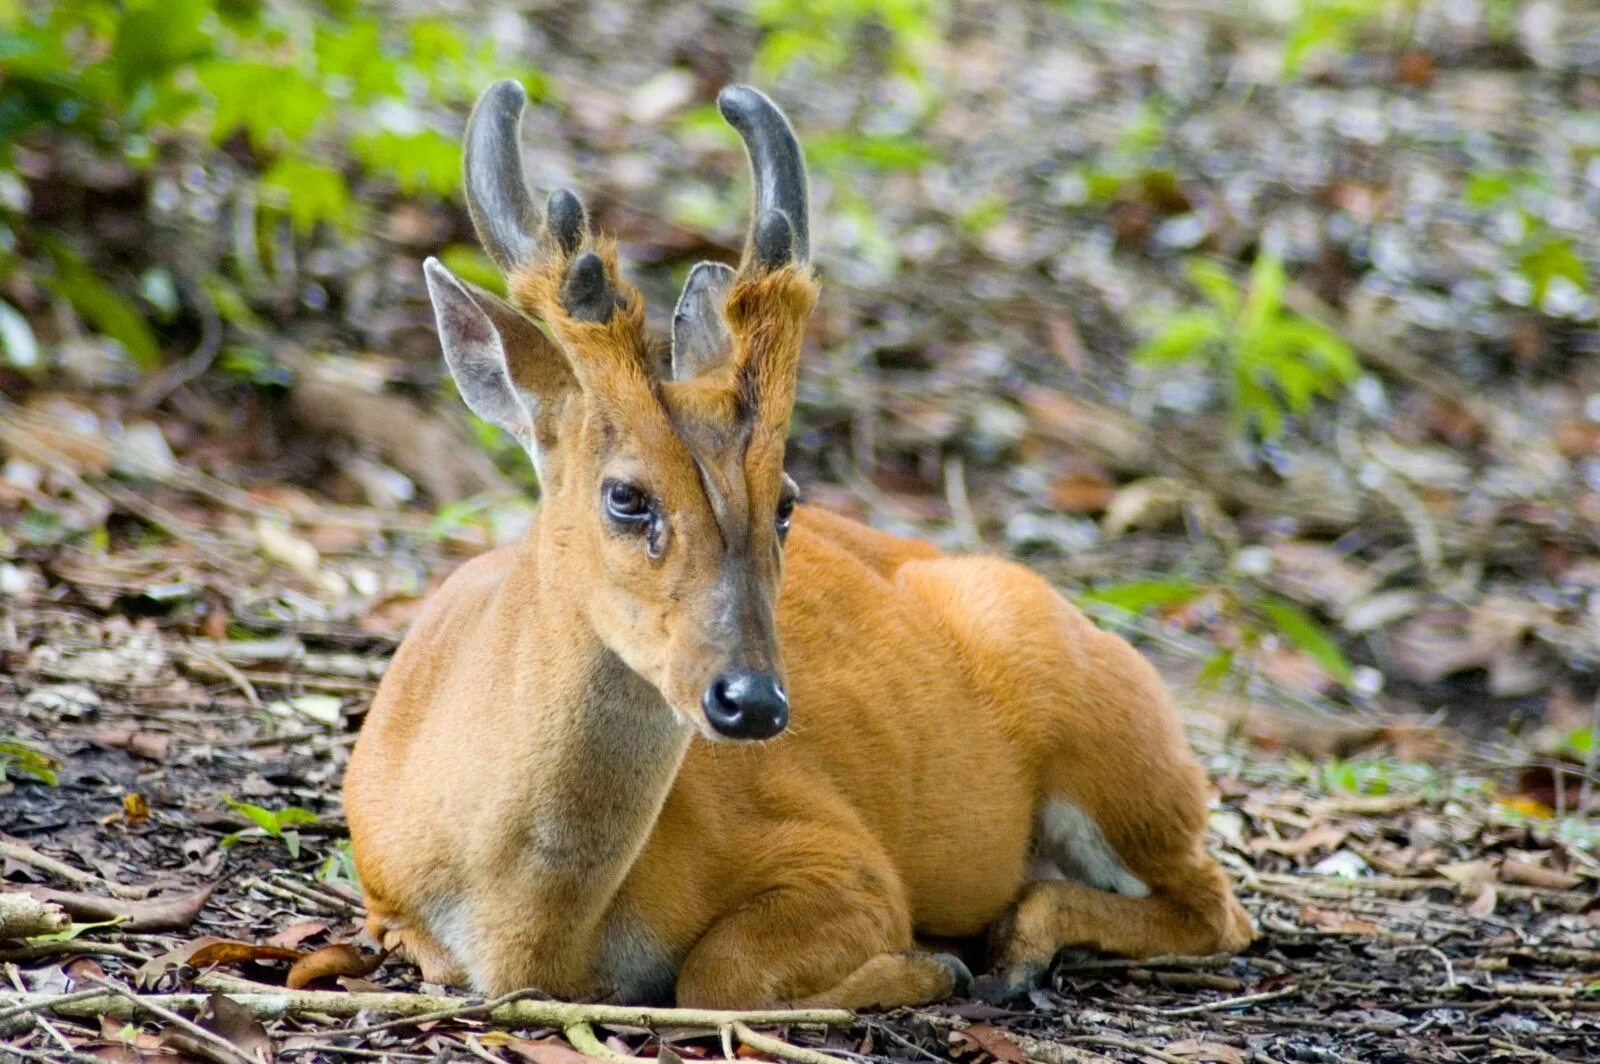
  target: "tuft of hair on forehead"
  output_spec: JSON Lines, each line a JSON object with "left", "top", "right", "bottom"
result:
{"left": 725, "top": 265, "right": 820, "bottom": 480}
{"left": 504, "top": 236, "right": 656, "bottom": 398}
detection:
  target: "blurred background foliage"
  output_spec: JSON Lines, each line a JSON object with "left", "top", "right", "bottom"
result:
{"left": 3, "top": 0, "right": 1600, "bottom": 768}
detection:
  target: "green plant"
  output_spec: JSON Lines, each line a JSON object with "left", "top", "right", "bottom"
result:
{"left": 1133, "top": 255, "right": 1360, "bottom": 442}
{"left": 0, "top": 0, "right": 536, "bottom": 369}
{"left": 1465, "top": 168, "right": 1592, "bottom": 312}
{"left": 317, "top": 837, "right": 360, "bottom": 891}
{"left": 221, "top": 795, "right": 319, "bottom": 858}
{"left": 0, "top": 738, "right": 60, "bottom": 785}
{"left": 1278, "top": 0, "right": 1394, "bottom": 77}
{"left": 752, "top": 0, "right": 945, "bottom": 84}
{"left": 1079, "top": 576, "right": 1355, "bottom": 692}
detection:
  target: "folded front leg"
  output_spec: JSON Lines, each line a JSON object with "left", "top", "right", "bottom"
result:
{"left": 673, "top": 844, "right": 967, "bottom": 1009}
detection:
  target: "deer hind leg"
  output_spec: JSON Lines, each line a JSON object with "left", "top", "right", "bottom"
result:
{"left": 674, "top": 843, "right": 968, "bottom": 1009}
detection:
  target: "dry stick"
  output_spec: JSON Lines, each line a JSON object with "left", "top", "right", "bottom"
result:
{"left": 148, "top": 975, "right": 856, "bottom": 1031}
{"left": 0, "top": 893, "right": 69, "bottom": 939}
{"left": 1, "top": 1041, "right": 108, "bottom": 1064}
{"left": 1143, "top": 985, "right": 1300, "bottom": 1017}
{"left": 0, "top": 840, "right": 148, "bottom": 900}
{"left": 266, "top": 874, "right": 366, "bottom": 916}
{"left": 87, "top": 977, "right": 252, "bottom": 1064}
{"left": 731, "top": 1021, "right": 846, "bottom": 1064}
{"left": 462, "top": 1034, "right": 511, "bottom": 1064}
{"left": 942, "top": 453, "right": 982, "bottom": 552}
{"left": 566, "top": 1020, "right": 651, "bottom": 1063}
{"left": 240, "top": 875, "right": 363, "bottom": 918}
{"left": 1065, "top": 1034, "right": 1194, "bottom": 1064}
{"left": 0, "top": 987, "right": 117, "bottom": 1026}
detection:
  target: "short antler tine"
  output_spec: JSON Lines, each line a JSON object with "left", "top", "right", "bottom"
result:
{"left": 718, "top": 85, "right": 809, "bottom": 269}
{"left": 464, "top": 80, "right": 541, "bottom": 272}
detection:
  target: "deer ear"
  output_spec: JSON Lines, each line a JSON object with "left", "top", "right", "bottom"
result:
{"left": 423, "top": 257, "right": 577, "bottom": 476}
{"left": 671, "top": 261, "right": 736, "bottom": 379}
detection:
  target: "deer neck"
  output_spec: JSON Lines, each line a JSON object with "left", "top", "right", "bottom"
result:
{"left": 483, "top": 520, "right": 693, "bottom": 969}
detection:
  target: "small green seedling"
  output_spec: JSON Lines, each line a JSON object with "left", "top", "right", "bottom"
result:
{"left": 0, "top": 739, "right": 61, "bottom": 786}
{"left": 221, "top": 795, "right": 320, "bottom": 859}
{"left": 1134, "top": 255, "right": 1360, "bottom": 443}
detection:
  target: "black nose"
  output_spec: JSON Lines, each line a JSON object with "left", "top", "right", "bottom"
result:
{"left": 702, "top": 670, "right": 789, "bottom": 739}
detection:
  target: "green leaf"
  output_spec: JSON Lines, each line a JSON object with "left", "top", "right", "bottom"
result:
{"left": 1258, "top": 598, "right": 1354, "bottom": 685}
{"left": 222, "top": 795, "right": 319, "bottom": 837}
{"left": 1242, "top": 253, "right": 1287, "bottom": 338}
{"left": 1196, "top": 649, "right": 1236, "bottom": 692}
{"left": 197, "top": 61, "right": 328, "bottom": 147}
{"left": 438, "top": 245, "right": 504, "bottom": 296}
{"left": 259, "top": 157, "right": 349, "bottom": 234}
{"left": 29, "top": 917, "right": 124, "bottom": 942}
{"left": 1132, "top": 310, "right": 1224, "bottom": 366}
{"left": 43, "top": 247, "right": 162, "bottom": 369}
{"left": 1184, "top": 258, "right": 1241, "bottom": 317}
{"left": 1518, "top": 238, "right": 1589, "bottom": 309}
{"left": 350, "top": 129, "right": 461, "bottom": 197}
{"left": 0, "top": 739, "right": 60, "bottom": 786}
{"left": 1080, "top": 579, "right": 1205, "bottom": 614}
{"left": 807, "top": 132, "right": 937, "bottom": 173}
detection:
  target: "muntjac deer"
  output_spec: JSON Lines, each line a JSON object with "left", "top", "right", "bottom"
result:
{"left": 344, "top": 81, "right": 1254, "bottom": 1008}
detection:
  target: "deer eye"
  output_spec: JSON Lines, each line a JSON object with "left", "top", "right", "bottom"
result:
{"left": 603, "top": 480, "right": 651, "bottom": 524}
{"left": 775, "top": 493, "right": 797, "bottom": 537}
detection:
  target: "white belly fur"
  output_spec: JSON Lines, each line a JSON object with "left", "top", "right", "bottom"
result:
{"left": 1029, "top": 799, "right": 1149, "bottom": 898}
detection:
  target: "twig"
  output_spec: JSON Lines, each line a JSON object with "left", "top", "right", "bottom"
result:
{"left": 0, "top": 1042, "right": 108, "bottom": 1064}
{"left": 0, "top": 840, "right": 148, "bottom": 899}
{"left": 567, "top": 1020, "right": 650, "bottom": 1062}
{"left": 0, "top": 939, "right": 152, "bottom": 964}
{"left": 0, "top": 987, "right": 117, "bottom": 1026}
{"left": 463, "top": 1034, "right": 510, "bottom": 1063}
{"left": 42, "top": 975, "right": 856, "bottom": 1031}
{"left": 1065, "top": 1034, "right": 1194, "bottom": 1064}
{"left": 1393, "top": 945, "right": 1457, "bottom": 990}
{"left": 1141, "top": 985, "right": 1299, "bottom": 1016}
{"left": 30, "top": 1012, "right": 76, "bottom": 1056}
{"left": 241, "top": 875, "right": 363, "bottom": 918}
{"left": 87, "top": 976, "right": 253, "bottom": 1064}
{"left": 943, "top": 453, "right": 982, "bottom": 551}
{"left": 732, "top": 1021, "right": 847, "bottom": 1064}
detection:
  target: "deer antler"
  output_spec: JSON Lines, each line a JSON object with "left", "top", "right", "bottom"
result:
{"left": 464, "top": 80, "right": 624, "bottom": 325}
{"left": 672, "top": 86, "right": 810, "bottom": 381}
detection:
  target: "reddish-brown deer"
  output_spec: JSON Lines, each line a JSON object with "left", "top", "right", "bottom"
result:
{"left": 343, "top": 80, "right": 1254, "bottom": 1008}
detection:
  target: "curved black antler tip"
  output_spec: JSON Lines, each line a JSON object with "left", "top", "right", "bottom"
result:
{"left": 481, "top": 78, "right": 528, "bottom": 110}
{"left": 752, "top": 209, "right": 794, "bottom": 271}
{"left": 546, "top": 189, "right": 586, "bottom": 254}
{"left": 717, "top": 84, "right": 766, "bottom": 122}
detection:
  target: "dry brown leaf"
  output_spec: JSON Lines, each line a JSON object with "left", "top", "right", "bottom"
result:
{"left": 950, "top": 1023, "right": 1028, "bottom": 1064}
{"left": 199, "top": 992, "right": 274, "bottom": 1062}
{"left": 1165, "top": 1039, "right": 1246, "bottom": 1064}
{"left": 1438, "top": 859, "right": 1496, "bottom": 892}
{"left": 285, "top": 942, "right": 384, "bottom": 989}
{"left": 93, "top": 730, "right": 171, "bottom": 761}
{"left": 1499, "top": 858, "right": 1582, "bottom": 891}
{"left": 1299, "top": 906, "right": 1380, "bottom": 935}
{"left": 24, "top": 884, "right": 214, "bottom": 932}
{"left": 1251, "top": 823, "right": 1348, "bottom": 858}
{"left": 188, "top": 939, "right": 305, "bottom": 969}
{"left": 502, "top": 1036, "right": 607, "bottom": 1064}
{"left": 1467, "top": 883, "right": 1499, "bottom": 918}
{"left": 266, "top": 921, "right": 329, "bottom": 949}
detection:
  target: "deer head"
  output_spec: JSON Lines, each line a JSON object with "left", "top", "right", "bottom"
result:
{"left": 422, "top": 81, "right": 818, "bottom": 742}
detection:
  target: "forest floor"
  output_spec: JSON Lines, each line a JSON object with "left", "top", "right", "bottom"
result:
{"left": 5, "top": 0, "right": 1600, "bottom": 1061}
{"left": 0, "top": 493, "right": 1595, "bottom": 1063}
